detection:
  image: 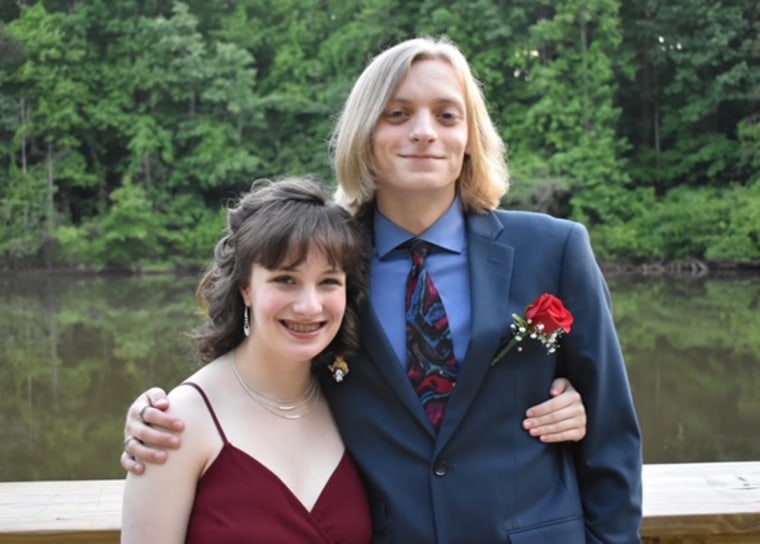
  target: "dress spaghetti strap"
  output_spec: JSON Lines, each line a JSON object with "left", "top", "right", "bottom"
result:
{"left": 182, "top": 381, "right": 228, "bottom": 444}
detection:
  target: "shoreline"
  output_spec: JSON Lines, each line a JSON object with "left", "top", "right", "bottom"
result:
{"left": 1, "top": 259, "right": 760, "bottom": 278}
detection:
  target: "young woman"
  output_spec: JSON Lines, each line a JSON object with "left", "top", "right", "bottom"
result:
{"left": 121, "top": 176, "right": 371, "bottom": 543}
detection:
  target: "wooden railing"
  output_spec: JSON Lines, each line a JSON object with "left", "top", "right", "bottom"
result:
{"left": 1, "top": 462, "right": 759, "bottom": 543}
{"left": 641, "top": 462, "right": 760, "bottom": 543}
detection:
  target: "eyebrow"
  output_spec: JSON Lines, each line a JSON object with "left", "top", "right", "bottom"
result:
{"left": 388, "top": 96, "right": 465, "bottom": 109}
{"left": 278, "top": 264, "right": 344, "bottom": 274}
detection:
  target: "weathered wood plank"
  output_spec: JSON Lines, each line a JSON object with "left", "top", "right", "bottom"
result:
{"left": 1, "top": 462, "right": 759, "bottom": 543}
{"left": 642, "top": 461, "right": 760, "bottom": 539}
{"left": 0, "top": 480, "right": 121, "bottom": 544}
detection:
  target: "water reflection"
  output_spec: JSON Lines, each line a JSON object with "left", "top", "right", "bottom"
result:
{"left": 608, "top": 275, "right": 760, "bottom": 464}
{"left": 1, "top": 272, "right": 759, "bottom": 481}
{"left": 0, "top": 273, "right": 201, "bottom": 482}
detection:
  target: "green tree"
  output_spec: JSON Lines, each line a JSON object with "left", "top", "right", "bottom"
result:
{"left": 56, "top": 179, "right": 167, "bottom": 271}
{"left": 513, "top": 1, "right": 632, "bottom": 225}
{"left": 619, "top": 0, "right": 759, "bottom": 191}
{"left": 5, "top": 4, "right": 96, "bottom": 266}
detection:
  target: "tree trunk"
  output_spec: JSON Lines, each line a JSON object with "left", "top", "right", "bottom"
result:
{"left": 44, "top": 138, "right": 55, "bottom": 269}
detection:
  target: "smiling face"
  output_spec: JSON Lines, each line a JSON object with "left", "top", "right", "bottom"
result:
{"left": 371, "top": 59, "right": 469, "bottom": 211}
{"left": 241, "top": 246, "right": 347, "bottom": 365}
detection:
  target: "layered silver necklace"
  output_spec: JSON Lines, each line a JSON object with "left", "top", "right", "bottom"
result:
{"left": 230, "top": 352, "right": 319, "bottom": 420}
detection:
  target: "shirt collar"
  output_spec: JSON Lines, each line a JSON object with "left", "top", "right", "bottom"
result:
{"left": 374, "top": 196, "right": 466, "bottom": 259}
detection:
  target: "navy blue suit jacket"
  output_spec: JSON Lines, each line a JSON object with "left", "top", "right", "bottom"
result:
{"left": 322, "top": 209, "right": 643, "bottom": 543}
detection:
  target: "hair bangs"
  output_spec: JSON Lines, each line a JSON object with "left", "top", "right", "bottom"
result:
{"left": 252, "top": 205, "right": 360, "bottom": 274}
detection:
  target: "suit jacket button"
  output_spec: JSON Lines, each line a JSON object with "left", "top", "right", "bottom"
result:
{"left": 433, "top": 460, "right": 448, "bottom": 477}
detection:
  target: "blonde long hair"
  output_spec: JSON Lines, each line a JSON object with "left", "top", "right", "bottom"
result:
{"left": 330, "top": 36, "right": 509, "bottom": 217}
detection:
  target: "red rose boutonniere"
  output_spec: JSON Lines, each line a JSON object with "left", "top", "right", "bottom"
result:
{"left": 490, "top": 294, "right": 574, "bottom": 366}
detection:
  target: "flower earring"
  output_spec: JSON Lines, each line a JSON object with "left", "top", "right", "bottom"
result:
{"left": 328, "top": 356, "right": 349, "bottom": 382}
{"left": 243, "top": 305, "right": 250, "bottom": 337}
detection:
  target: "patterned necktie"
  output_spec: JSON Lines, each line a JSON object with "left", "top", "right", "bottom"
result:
{"left": 405, "top": 239, "right": 459, "bottom": 429}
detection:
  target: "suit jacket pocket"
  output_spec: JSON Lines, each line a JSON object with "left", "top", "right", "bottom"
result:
{"left": 507, "top": 516, "right": 585, "bottom": 543}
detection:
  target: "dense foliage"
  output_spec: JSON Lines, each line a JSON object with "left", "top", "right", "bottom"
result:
{"left": 1, "top": 0, "right": 758, "bottom": 270}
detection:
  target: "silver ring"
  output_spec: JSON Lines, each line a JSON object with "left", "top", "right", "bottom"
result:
{"left": 139, "top": 404, "right": 151, "bottom": 424}
{"left": 124, "top": 436, "right": 143, "bottom": 450}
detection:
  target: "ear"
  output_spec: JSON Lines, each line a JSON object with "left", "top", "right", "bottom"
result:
{"left": 240, "top": 284, "right": 251, "bottom": 307}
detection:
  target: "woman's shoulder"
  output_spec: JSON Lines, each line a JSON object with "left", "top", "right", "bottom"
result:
{"left": 168, "top": 358, "right": 228, "bottom": 424}
{"left": 166, "top": 363, "right": 228, "bottom": 470}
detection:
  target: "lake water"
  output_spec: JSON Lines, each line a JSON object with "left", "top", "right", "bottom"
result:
{"left": 1, "top": 271, "right": 758, "bottom": 481}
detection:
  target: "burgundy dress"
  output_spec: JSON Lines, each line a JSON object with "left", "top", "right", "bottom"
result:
{"left": 182, "top": 382, "right": 372, "bottom": 543}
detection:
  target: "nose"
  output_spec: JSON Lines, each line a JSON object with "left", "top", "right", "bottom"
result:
{"left": 409, "top": 110, "right": 436, "bottom": 142}
{"left": 292, "top": 286, "right": 321, "bottom": 315}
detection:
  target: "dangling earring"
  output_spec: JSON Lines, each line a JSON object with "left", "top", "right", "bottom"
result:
{"left": 243, "top": 305, "right": 250, "bottom": 337}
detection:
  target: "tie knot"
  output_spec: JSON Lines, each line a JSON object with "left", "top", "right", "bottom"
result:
{"left": 410, "top": 239, "right": 432, "bottom": 258}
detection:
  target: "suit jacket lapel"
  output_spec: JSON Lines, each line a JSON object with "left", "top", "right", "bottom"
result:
{"left": 359, "top": 301, "right": 437, "bottom": 438}
{"left": 436, "top": 211, "right": 515, "bottom": 449}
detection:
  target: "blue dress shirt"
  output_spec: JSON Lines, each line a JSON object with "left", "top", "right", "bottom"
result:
{"left": 370, "top": 197, "right": 472, "bottom": 368}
